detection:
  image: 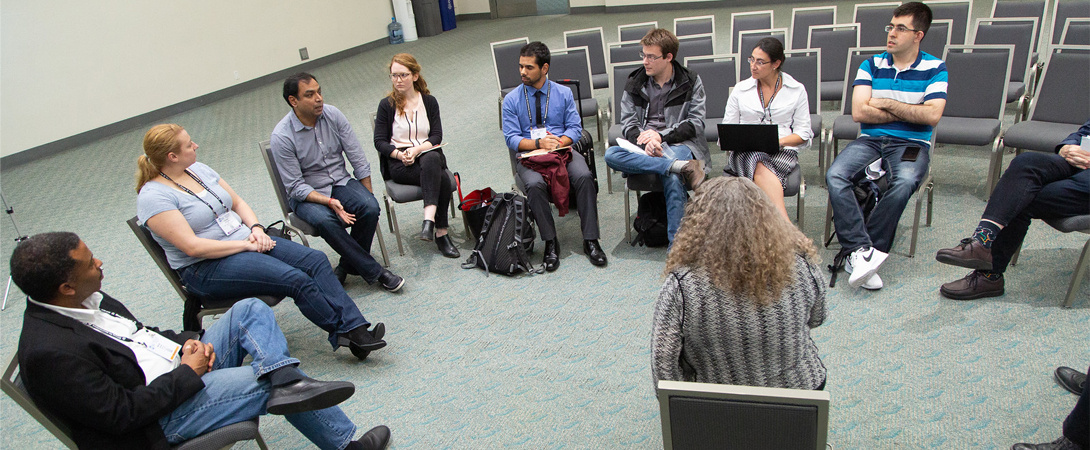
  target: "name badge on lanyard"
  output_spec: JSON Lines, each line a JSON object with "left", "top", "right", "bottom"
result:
{"left": 137, "top": 329, "right": 184, "bottom": 362}
{"left": 216, "top": 211, "right": 244, "bottom": 236}
{"left": 530, "top": 128, "right": 547, "bottom": 140}
{"left": 525, "top": 83, "right": 551, "bottom": 140}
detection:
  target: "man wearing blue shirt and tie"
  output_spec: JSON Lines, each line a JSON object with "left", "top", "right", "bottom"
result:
{"left": 501, "top": 41, "right": 606, "bottom": 272}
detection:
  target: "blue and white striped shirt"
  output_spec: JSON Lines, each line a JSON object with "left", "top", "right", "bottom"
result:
{"left": 853, "top": 51, "right": 948, "bottom": 147}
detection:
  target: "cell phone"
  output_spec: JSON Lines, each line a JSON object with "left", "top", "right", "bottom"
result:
{"left": 902, "top": 146, "right": 921, "bottom": 162}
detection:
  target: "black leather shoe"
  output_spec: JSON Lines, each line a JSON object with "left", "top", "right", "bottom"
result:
{"left": 936, "top": 237, "right": 994, "bottom": 271}
{"left": 543, "top": 239, "right": 560, "bottom": 272}
{"left": 266, "top": 377, "right": 355, "bottom": 415}
{"left": 419, "top": 220, "right": 435, "bottom": 241}
{"left": 348, "top": 425, "right": 392, "bottom": 450}
{"left": 334, "top": 265, "right": 348, "bottom": 286}
{"left": 583, "top": 239, "right": 607, "bottom": 266}
{"left": 436, "top": 234, "right": 460, "bottom": 258}
{"left": 377, "top": 270, "right": 404, "bottom": 292}
{"left": 337, "top": 323, "right": 387, "bottom": 360}
{"left": 1055, "top": 366, "right": 1087, "bottom": 396}
{"left": 939, "top": 271, "right": 1004, "bottom": 300}
{"left": 1011, "top": 437, "right": 1082, "bottom": 450}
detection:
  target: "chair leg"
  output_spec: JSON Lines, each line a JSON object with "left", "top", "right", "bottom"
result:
{"left": 1011, "top": 244, "right": 1022, "bottom": 266}
{"left": 986, "top": 136, "right": 1004, "bottom": 197}
{"left": 797, "top": 182, "right": 805, "bottom": 231}
{"left": 1063, "top": 237, "right": 1090, "bottom": 308}
{"left": 606, "top": 165, "right": 613, "bottom": 195}
{"left": 926, "top": 181, "right": 934, "bottom": 226}
{"left": 624, "top": 184, "right": 633, "bottom": 243}
{"left": 374, "top": 223, "right": 390, "bottom": 267}
{"left": 907, "top": 175, "right": 930, "bottom": 258}
{"left": 823, "top": 197, "right": 835, "bottom": 247}
{"left": 449, "top": 193, "right": 457, "bottom": 218}
{"left": 384, "top": 195, "right": 395, "bottom": 233}
{"left": 390, "top": 204, "right": 405, "bottom": 257}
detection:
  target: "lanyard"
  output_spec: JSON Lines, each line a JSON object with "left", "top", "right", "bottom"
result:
{"left": 523, "top": 81, "right": 551, "bottom": 126}
{"left": 84, "top": 309, "right": 146, "bottom": 345}
{"left": 756, "top": 74, "right": 782, "bottom": 124}
{"left": 161, "top": 169, "right": 228, "bottom": 216}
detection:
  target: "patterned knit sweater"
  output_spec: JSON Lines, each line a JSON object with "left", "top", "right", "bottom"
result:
{"left": 651, "top": 254, "right": 828, "bottom": 390}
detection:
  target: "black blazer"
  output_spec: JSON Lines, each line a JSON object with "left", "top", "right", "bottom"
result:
{"left": 17, "top": 293, "right": 204, "bottom": 450}
{"left": 372, "top": 94, "right": 443, "bottom": 179}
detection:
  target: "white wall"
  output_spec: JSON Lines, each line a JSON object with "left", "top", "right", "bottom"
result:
{"left": 454, "top": 0, "right": 492, "bottom": 15}
{"left": 0, "top": 0, "right": 394, "bottom": 157}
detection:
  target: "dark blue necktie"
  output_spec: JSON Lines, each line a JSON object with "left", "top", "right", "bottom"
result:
{"left": 534, "top": 91, "right": 544, "bottom": 127}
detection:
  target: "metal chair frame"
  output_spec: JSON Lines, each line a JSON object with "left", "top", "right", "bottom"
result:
{"left": 928, "top": 0, "right": 975, "bottom": 45}
{"left": 730, "top": 10, "right": 775, "bottom": 54}
{"left": 674, "top": 15, "right": 716, "bottom": 38}
{"left": 1061, "top": 18, "right": 1090, "bottom": 44}
{"left": 971, "top": 17, "right": 1041, "bottom": 101}
{"left": 790, "top": 6, "right": 837, "bottom": 49}
{"left": 618, "top": 21, "right": 658, "bottom": 42}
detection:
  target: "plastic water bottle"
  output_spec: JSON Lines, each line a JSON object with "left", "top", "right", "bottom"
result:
{"left": 388, "top": 17, "right": 404, "bottom": 44}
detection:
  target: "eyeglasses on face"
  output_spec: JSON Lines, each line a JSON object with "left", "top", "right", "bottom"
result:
{"left": 390, "top": 73, "right": 413, "bottom": 81}
{"left": 884, "top": 24, "right": 920, "bottom": 33}
{"left": 639, "top": 52, "right": 663, "bottom": 61}
{"left": 747, "top": 57, "right": 771, "bottom": 66}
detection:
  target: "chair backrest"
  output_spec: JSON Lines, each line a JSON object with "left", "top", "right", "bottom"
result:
{"left": 549, "top": 47, "right": 594, "bottom": 101}
{"left": 126, "top": 216, "right": 189, "bottom": 302}
{"left": 610, "top": 62, "right": 644, "bottom": 124}
{"left": 991, "top": 0, "right": 1047, "bottom": 51}
{"left": 619, "top": 21, "right": 657, "bottom": 42}
{"left": 854, "top": 2, "right": 902, "bottom": 47}
{"left": 674, "top": 15, "right": 715, "bottom": 37}
{"left": 840, "top": 47, "right": 887, "bottom": 115}
{"left": 564, "top": 28, "right": 607, "bottom": 77}
{"left": 490, "top": 37, "right": 530, "bottom": 92}
{"left": 3, "top": 354, "right": 78, "bottom": 449}
{"left": 731, "top": 10, "right": 774, "bottom": 53}
{"left": 657, "top": 380, "right": 830, "bottom": 450}
{"left": 920, "top": 19, "right": 953, "bottom": 60}
{"left": 1028, "top": 45, "right": 1090, "bottom": 124}
{"left": 809, "top": 24, "right": 861, "bottom": 82}
{"left": 608, "top": 41, "right": 643, "bottom": 65}
{"left": 929, "top": 0, "right": 973, "bottom": 45}
{"left": 784, "top": 49, "right": 822, "bottom": 115}
{"left": 941, "top": 45, "right": 1014, "bottom": 119}
{"left": 738, "top": 29, "right": 788, "bottom": 80}
{"left": 972, "top": 18, "right": 1038, "bottom": 82}
{"left": 1062, "top": 18, "right": 1090, "bottom": 44}
{"left": 684, "top": 54, "right": 738, "bottom": 120}
{"left": 1050, "top": 0, "right": 1090, "bottom": 45}
{"left": 258, "top": 140, "right": 298, "bottom": 219}
{"left": 675, "top": 33, "right": 715, "bottom": 62}
{"left": 790, "top": 6, "right": 836, "bottom": 49}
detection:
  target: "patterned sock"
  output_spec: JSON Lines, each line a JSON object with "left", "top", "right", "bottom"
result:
{"left": 669, "top": 160, "right": 687, "bottom": 173}
{"left": 978, "top": 270, "right": 1003, "bottom": 281}
{"left": 973, "top": 221, "right": 1001, "bottom": 248}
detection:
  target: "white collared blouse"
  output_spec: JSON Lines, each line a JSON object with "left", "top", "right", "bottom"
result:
{"left": 722, "top": 72, "right": 813, "bottom": 151}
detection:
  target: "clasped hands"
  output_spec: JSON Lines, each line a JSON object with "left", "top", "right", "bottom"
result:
{"left": 180, "top": 340, "right": 215, "bottom": 376}
{"left": 247, "top": 227, "right": 276, "bottom": 253}
{"left": 1059, "top": 144, "right": 1090, "bottom": 170}
{"left": 637, "top": 129, "right": 664, "bottom": 157}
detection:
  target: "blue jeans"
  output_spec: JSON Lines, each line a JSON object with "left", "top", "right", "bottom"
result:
{"left": 178, "top": 237, "right": 369, "bottom": 348}
{"left": 826, "top": 136, "right": 931, "bottom": 253}
{"left": 292, "top": 179, "right": 384, "bottom": 283}
{"left": 159, "top": 298, "right": 357, "bottom": 450}
{"left": 605, "top": 143, "right": 692, "bottom": 243}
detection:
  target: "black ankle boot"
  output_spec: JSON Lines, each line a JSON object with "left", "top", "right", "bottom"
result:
{"left": 436, "top": 234, "right": 460, "bottom": 258}
{"left": 419, "top": 220, "right": 435, "bottom": 241}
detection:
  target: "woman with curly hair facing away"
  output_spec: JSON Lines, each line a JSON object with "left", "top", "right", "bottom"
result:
{"left": 651, "top": 176, "right": 827, "bottom": 390}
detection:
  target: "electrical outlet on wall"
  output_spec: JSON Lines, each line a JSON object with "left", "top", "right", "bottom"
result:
{"left": 233, "top": 71, "right": 240, "bottom": 80}
{"left": 299, "top": 47, "right": 309, "bottom": 61}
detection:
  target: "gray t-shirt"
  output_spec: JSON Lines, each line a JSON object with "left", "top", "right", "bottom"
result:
{"left": 137, "top": 162, "right": 250, "bottom": 269}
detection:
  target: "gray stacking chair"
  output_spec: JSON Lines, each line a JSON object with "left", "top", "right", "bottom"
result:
{"left": 1061, "top": 18, "right": 1090, "bottom": 44}
{"left": 675, "top": 33, "right": 716, "bottom": 63}
{"left": 366, "top": 114, "right": 464, "bottom": 255}
{"left": 934, "top": 45, "right": 1014, "bottom": 194}
{"left": 991, "top": 0, "right": 1047, "bottom": 51}
{"left": 607, "top": 61, "right": 647, "bottom": 195}
{"left": 920, "top": 19, "right": 953, "bottom": 60}
{"left": 549, "top": 47, "right": 606, "bottom": 148}
{"left": 854, "top": 2, "right": 903, "bottom": 47}
{"left": 1009, "top": 216, "right": 1090, "bottom": 308}
{"left": 730, "top": 10, "right": 774, "bottom": 53}
{"left": 784, "top": 49, "right": 824, "bottom": 179}
{"left": 972, "top": 18, "right": 1039, "bottom": 105}
{"left": 608, "top": 41, "right": 643, "bottom": 65}
{"left": 1050, "top": 0, "right": 1090, "bottom": 45}
{"left": 808, "top": 24, "right": 861, "bottom": 102}
{"left": 824, "top": 47, "right": 886, "bottom": 166}
{"left": 929, "top": 0, "right": 973, "bottom": 45}
{"left": 619, "top": 21, "right": 657, "bottom": 42}
{"left": 790, "top": 6, "right": 837, "bottom": 50}
{"left": 491, "top": 37, "right": 530, "bottom": 129}
{"left": 258, "top": 140, "right": 390, "bottom": 266}
{"left": 674, "top": 15, "right": 715, "bottom": 37}
{"left": 564, "top": 28, "right": 609, "bottom": 89}
{"left": 127, "top": 216, "right": 285, "bottom": 332}
{"left": 684, "top": 54, "right": 738, "bottom": 143}
{"left": 3, "top": 354, "right": 268, "bottom": 450}
{"left": 737, "top": 29, "right": 789, "bottom": 81}
{"left": 996, "top": 46, "right": 1090, "bottom": 187}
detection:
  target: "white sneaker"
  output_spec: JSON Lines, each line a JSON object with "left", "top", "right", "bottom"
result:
{"left": 847, "top": 246, "right": 888, "bottom": 288}
{"left": 845, "top": 258, "right": 884, "bottom": 290}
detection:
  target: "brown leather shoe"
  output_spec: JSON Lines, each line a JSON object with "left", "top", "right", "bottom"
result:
{"left": 936, "top": 237, "right": 993, "bottom": 271}
{"left": 940, "top": 271, "right": 1004, "bottom": 300}
{"left": 679, "top": 159, "right": 705, "bottom": 190}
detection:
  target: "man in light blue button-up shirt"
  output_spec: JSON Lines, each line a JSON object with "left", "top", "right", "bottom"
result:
{"left": 271, "top": 73, "right": 405, "bottom": 292}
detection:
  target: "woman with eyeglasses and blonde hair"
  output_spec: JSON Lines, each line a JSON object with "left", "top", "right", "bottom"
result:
{"left": 651, "top": 176, "right": 827, "bottom": 390}
{"left": 373, "top": 53, "right": 459, "bottom": 258}
{"left": 722, "top": 36, "right": 812, "bottom": 220}
{"left": 135, "top": 124, "right": 386, "bottom": 360}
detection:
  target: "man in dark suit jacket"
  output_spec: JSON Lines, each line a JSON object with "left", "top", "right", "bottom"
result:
{"left": 11, "top": 232, "right": 392, "bottom": 450}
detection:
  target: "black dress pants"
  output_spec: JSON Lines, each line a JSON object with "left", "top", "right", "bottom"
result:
{"left": 388, "top": 150, "right": 453, "bottom": 229}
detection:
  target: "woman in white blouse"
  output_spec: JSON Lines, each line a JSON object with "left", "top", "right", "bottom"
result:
{"left": 722, "top": 37, "right": 812, "bottom": 220}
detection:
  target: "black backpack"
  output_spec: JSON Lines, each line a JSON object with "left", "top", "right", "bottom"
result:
{"left": 632, "top": 192, "right": 669, "bottom": 247}
{"left": 461, "top": 192, "right": 540, "bottom": 276}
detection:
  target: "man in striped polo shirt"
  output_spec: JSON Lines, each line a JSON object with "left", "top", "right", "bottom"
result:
{"left": 826, "top": 1, "right": 948, "bottom": 291}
